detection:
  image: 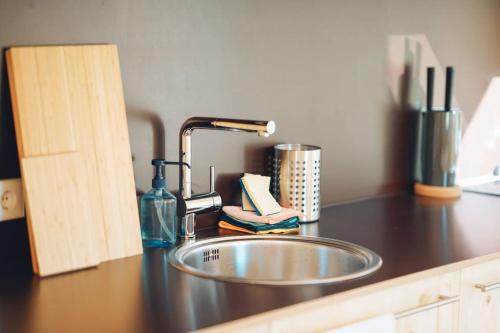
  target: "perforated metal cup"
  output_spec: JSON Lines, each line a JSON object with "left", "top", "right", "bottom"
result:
{"left": 271, "top": 144, "right": 321, "bottom": 222}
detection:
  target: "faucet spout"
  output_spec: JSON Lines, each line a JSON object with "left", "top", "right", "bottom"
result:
{"left": 178, "top": 117, "right": 276, "bottom": 239}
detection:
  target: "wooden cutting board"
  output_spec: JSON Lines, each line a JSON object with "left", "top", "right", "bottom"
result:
{"left": 7, "top": 45, "right": 142, "bottom": 273}
{"left": 21, "top": 153, "right": 100, "bottom": 276}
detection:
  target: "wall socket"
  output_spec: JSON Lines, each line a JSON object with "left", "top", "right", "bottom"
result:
{"left": 0, "top": 178, "right": 25, "bottom": 222}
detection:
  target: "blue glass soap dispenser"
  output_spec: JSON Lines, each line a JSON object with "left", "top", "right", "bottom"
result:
{"left": 140, "top": 159, "right": 178, "bottom": 248}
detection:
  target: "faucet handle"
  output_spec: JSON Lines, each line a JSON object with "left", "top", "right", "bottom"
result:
{"left": 209, "top": 166, "right": 215, "bottom": 192}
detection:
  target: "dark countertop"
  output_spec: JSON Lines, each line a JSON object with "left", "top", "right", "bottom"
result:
{"left": 1, "top": 192, "right": 500, "bottom": 333}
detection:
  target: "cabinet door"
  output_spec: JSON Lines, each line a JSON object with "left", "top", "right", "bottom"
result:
{"left": 197, "top": 272, "right": 460, "bottom": 333}
{"left": 396, "top": 298, "right": 459, "bottom": 333}
{"left": 460, "top": 258, "right": 500, "bottom": 333}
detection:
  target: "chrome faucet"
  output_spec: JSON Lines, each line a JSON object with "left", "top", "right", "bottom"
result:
{"left": 178, "top": 117, "right": 276, "bottom": 239}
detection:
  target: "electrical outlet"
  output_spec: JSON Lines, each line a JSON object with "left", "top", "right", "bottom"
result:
{"left": 0, "top": 178, "right": 25, "bottom": 222}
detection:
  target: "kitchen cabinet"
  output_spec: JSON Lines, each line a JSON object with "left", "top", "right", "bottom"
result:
{"left": 395, "top": 296, "right": 459, "bottom": 333}
{"left": 198, "top": 255, "right": 500, "bottom": 333}
{"left": 460, "top": 258, "right": 500, "bottom": 333}
{"left": 271, "top": 272, "right": 459, "bottom": 333}
{"left": 198, "top": 271, "right": 461, "bottom": 333}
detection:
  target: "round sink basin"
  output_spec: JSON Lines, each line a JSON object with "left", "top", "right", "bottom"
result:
{"left": 169, "top": 235, "right": 382, "bottom": 285}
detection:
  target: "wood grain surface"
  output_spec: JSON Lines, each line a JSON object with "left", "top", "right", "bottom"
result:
{"left": 7, "top": 45, "right": 142, "bottom": 273}
{"left": 21, "top": 152, "right": 100, "bottom": 276}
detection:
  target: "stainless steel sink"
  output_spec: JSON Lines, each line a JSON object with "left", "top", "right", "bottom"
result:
{"left": 169, "top": 235, "right": 382, "bottom": 285}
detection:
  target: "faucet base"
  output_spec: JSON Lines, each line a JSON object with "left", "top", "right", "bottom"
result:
{"left": 179, "top": 214, "right": 196, "bottom": 239}
{"left": 180, "top": 235, "right": 197, "bottom": 240}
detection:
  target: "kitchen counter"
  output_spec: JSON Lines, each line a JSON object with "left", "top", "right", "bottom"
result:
{"left": 1, "top": 192, "right": 499, "bottom": 333}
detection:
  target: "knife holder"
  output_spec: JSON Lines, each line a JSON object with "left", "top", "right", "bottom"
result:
{"left": 414, "top": 108, "right": 462, "bottom": 198}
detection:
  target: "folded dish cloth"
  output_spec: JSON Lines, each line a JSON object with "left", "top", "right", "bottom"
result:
{"left": 219, "top": 214, "right": 300, "bottom": 235}
{"left": 223, "top": 206, "right": 303, "bottom": 224}
{"left": 219, "top": 205, "right": 302, "bottom": 234}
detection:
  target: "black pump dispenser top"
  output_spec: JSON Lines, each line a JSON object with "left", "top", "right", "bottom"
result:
{"left": 151, "top": 159, "right": 191, "bottom": 189}
{"left": 151, "top": 159, "right": 166, "bottom": 189}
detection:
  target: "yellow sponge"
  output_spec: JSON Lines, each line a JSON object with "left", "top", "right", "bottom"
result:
{"left": 240, "top": 174, "right": 281, "bottom": 216}
{"left": 242, "top": 173, "right": 271, "bottom": 211}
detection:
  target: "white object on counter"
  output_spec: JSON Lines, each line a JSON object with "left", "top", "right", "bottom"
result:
{"left": 240, "top": 174, "right": 281, "bottom": 216}
{"left": 242, "top": 173, "right": 267, "bottom": 211}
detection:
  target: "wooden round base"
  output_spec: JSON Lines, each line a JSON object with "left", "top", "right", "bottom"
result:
{"left": 414, "top": 183, "right": 462, "bottom": 199}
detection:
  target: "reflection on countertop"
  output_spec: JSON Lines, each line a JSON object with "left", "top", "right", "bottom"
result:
{"left": 1, "top": 192, "right": 499, "bottom": 333}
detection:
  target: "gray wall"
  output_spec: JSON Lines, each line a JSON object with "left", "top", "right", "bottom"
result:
{"left": 1, "top": 1, "right": 500, "bottom": 265}
{"left": 2, "top": 0, "right": 500, "bottom": 202}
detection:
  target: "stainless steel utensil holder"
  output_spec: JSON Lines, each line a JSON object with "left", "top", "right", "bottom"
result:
{"left": 272, "top": 144, "right": 321, "bottom": 222}
{"left": 417, "top": 108, "right": 461, "bottom": 186}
